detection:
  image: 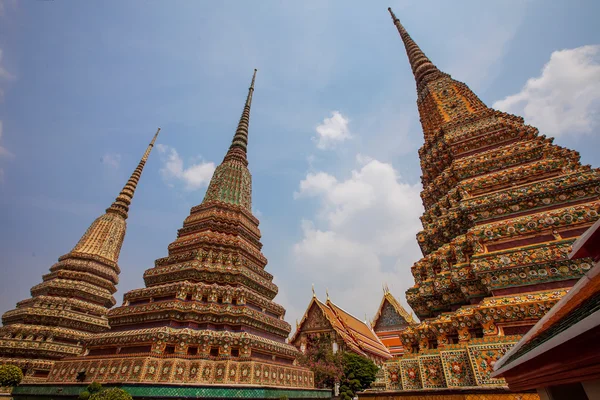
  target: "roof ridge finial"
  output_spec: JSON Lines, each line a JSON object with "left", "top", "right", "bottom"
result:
{"left": 326, "top": 288, "right": 330, "bottom": 301}
{"left": 224, "top": 69, "right": 258, "bottom": 165}
{"left": 387, "top": 7, "right": 440, "bottom": 87}
{"left": 106, "top": 127, "right": 161, "bottom": 219}
{"left": 312, "top": 283, "right": 316, "bottom": 298}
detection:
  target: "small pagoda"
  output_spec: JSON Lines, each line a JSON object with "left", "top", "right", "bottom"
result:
{"left": 375, "top": 8, "right": 600, "bottom": 395}
{"left": 292, "top": 290, "right": 391, "bottom": 366}
{"left": 24, "top": 70, "right": 327, "bottom": 399}
{"left": 371, "top": 286, "right": 416, "bottom": 358}
{"left": 0, "top": 129, "right": 161, "bottom": 381}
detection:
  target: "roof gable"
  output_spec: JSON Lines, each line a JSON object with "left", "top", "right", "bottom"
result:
{"left": 372, "top": 291, "right": 415, "bottom": 333}
{"left": 291, "top": 294, "right": 391, "bottom": 360}
{"left": 373, "top": 298, "right": 410, "bottom": 332}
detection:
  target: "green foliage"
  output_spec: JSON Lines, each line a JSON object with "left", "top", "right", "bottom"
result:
{"left": 87, "top": 382, "right": 103, "bottom": 394}
{"left": 279, "top": 396, "right": 289, "bottom": 400}
{"left": 339, "top": 379, "right": 360, "bottom": 400}
{"left": 89, "top": 387, "right": 132, "bottom": 400}
{"left": 338, "top": 353, "right": 378, "bottom": 399}
{"left": 0, "top": 364, "right": 23, "bottom": 387}
{"left": 297, "top": 335, "right": 379, "bottom": 398}
{"left": 342, "top": 352, "right": 378, "bottom": 390}
{"left": 296, "top": 335, "right": 344, "bottom": 389}
{"left": 79, "top": 391, "right": 91, "bottom": 400}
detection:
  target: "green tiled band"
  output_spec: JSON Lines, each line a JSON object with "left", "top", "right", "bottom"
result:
{"left": 13, "top": 384, "right": 331, "bottom": 399}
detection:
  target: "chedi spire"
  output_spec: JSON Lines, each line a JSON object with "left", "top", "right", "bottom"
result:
{"left": 387, "top": 8, "right": 487, "bottom": 138}
{"left": 0, "top": 128, "right": 160, "bottom": 380}
{"left": 202, "top": 69, "right": 257, "bottom": 211}
{"left": 383, "top": 7, "right": 600, "bottom": 395}
{"left": 106, "top": 127, "right": 161, "bottom": 219}
{"left": 224, "top": 69, "right": 257, "bottom": 165}
{"left": 388, "top": 8, "right": 440, "bottom": 87}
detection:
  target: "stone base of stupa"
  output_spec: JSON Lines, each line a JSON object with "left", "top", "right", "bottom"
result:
{"left": 11, "top": 356, "right": 330, "bottom": 399}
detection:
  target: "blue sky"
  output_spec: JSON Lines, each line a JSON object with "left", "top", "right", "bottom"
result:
{"left": 0, "top": 0, "right": 599, "bottom": 328}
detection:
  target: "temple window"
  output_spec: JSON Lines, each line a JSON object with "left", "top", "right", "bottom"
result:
{"left": 231, "top": 348, "right": 240, "bottom": 357}
{"left": 165, "top": 345, "right": 175, "bottom": 354}
{"left": 209, "top": 347, "right": 219, "bottom": 357}
{"left": 187, "top": 346, "right": 198, "bottom": 356}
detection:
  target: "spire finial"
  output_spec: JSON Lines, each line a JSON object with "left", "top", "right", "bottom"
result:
{"left": 387, "top": 7, "right": 397, "bottom": 21}
{"left": 106, "top": 128, "right": 161, "bottom": 219}
{"left": 388, "top": 8, "right": 440, "bottom": 87}
{"left": 224, "top": 69, "right": 258, "bottom": 165}
{"left": 312, "top": 283, "right": 316, "bottom": 297}
{"left": 326, "top": 288, "right": 330, "bottom": 301}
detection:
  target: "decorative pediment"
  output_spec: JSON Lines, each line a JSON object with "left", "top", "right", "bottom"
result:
{"left": 302, "top": 302, "right": 332, "bottom": 332}
{"left": 372, "top": 289, "right": 415, "bottom": 334}
{"left": 374, "top": 299, "right": 410, "bottom": 332}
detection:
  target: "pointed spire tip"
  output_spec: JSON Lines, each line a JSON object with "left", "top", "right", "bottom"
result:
{"left": 387, "top": 7, "right": 397, "bottom": 21}
{"left": 106, "top": 128, "right": 160, "bottom": 219}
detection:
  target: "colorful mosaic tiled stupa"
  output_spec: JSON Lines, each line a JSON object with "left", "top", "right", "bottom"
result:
{"left": 0, "top": 128, "right": 161, "bottom": 381}
{"left": 371, "top": 286, "right": 416, "bottom": 358}
{"left": 380, "top": 8, "right": 600, "bottom": 393}
{"left": 291, "top": 290, "right": 391, "bottom": 366}
{"left": 41, "top": 70, "right": 318, "bottom": 392}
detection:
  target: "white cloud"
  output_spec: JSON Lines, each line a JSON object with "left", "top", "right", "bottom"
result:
{"left": 493, "top": 45, "right": 600, "bottom": 137}
{"left": 101, "top": 153, "right": 121, "bottom": 169}
{"left": 313, "top": 111, "right": 351, "bottom": 150}
{"left": 0, "top": 49, "right": 12, "bottom": 81}
{"left": 285, "top": 157, "right": 423, "bottom": 324}
{"left": 0, "top": 46, "right": 15, "bottom": 102}
{"left": 0, "top": 120, "right": 13, "bottom": 158}
{"left": 157, "top": 144, "right": 215, "bottom": 190}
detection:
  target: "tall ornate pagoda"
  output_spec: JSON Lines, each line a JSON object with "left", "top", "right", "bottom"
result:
{"left": 371, "top": 286, "right": 416, "bottom": 358}
{"left": 379, "top": 8, "right": 600, "bottom": 394}
{"left": 32, "top": 71, "right": 325, "bottom": 399}
{"left": 0, "top": 129, "right": 161, "bottom": 381}
{"left": 292, "top": 290, "right": 391, "bottom": 366}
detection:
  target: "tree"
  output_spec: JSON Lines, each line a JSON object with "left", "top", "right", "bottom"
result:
{"left": 78, "top": 391, "right": 91, "bottom": 400}
{"left": 89, "top": 388, "right": 132, "bottom": 400}
{"left": 0, "top": 364, "right": 23, "bottom": 387}
{"left": 339, "top": 353, "right": 378, "bottom": 400}
{"left": 296, "top": 335, "right": 344, "bottom": 389}
{"left": 87, "top": 382, "right": 103, "bottom": 394}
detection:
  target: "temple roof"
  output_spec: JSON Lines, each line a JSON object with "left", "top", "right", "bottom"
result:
{"left": 372, "top": 286, "right": 416, "bottom": 331}
{"left": 292, "top": 293, "right": 392, "bottom": 360}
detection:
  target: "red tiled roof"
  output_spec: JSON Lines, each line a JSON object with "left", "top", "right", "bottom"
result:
{"left": 291, "top": 295, "right": 391, "bottom": 360}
